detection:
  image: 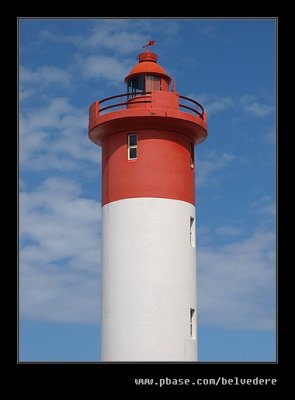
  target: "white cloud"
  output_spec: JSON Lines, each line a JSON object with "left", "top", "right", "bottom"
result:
{"left": 39, "top": 19, "right": 181, "bottom": 54}
{"left": 81, "top": 24, "right": 146, "bottom": 55}
{"left": 78, "top": 55, "right": 129, "bottom": 82}
{"left": 240, "top": 95, "right": 274, "bottom": 117}
{"left": 198, "top": 229, "right": 276, "bottom": 330}
{"left": 20, "top": 97, "right": 100, "bottom": 171}
{"left": 216, "top": 225, "right": 244, "bottom": 237}
{"left": 242, "top": 102, "right": 273, "bottom": 117}
{"left": 198, "top": 225, "right": 211, "bottom": 235}
{"left": 20, "top": 65, "right": 71, "bottom": 87}
{"left": 190, "top": 93, "right": 233, "bottom": 116}
{"left": 23, "top": 20, "right": 183, "bottom": 91}
{"left": 191, "top": 93, "right": 274, "bottom": 120}
{"left": 200, "top": 26, "right": 214, "bottom": 36}
{"left": 20, "top": 87, "right": 34, "bottom": 101}
{"left": 38, "top": 20, "right": 146, "bottom": 55}
{"left": 198, "top": 22, "right": 229, "bottom": 44}
{"left": 204, "top": 97, "right": 233, "bottom": 115}
{"left": 19, "top": 177, "right": 26, "bottom": 190}
{"left": 197, "top": 150, "right": 235, "bottom": 186}
{"left": 263, "top": 128, "right": 276, "bottom": 144}
{"left": 20, "top": 177, "right": 101, "bottom": 324}
{"left": 249, "top": 195, "right": 275, "bottom": 216}
{"left": 39, "top": 28, "right": 82, "bottom": 46}
{"left": 20, "top": 64, "right": 72, "bottom": 102}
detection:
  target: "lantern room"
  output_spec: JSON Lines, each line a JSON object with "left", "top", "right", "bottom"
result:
{"left": 124, "top": 49, "right": 172, "bottom": 96}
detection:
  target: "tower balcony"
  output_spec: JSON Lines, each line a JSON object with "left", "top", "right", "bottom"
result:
{"left": 88, "top": 91, "right": 207, "bottom": 146}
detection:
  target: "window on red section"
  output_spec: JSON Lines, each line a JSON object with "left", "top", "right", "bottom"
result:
{"left": 128, "top": 134, "right": 138, "bottom": 160}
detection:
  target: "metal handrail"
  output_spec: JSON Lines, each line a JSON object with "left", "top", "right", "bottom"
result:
{"left": 179, "top": 95, "right": 204, "bottom": 117}
{"left": 100, "top": 100, "right": 152, "bottom": 113}
{"left": 179, "top": 104, "right": 201, "bottom": 116}
{"left": 99, "top": 92, "right": 152, "bottom": 113}
{"left": 97, "top": 92, "right": 204, "bottom": 118}
{"left": 99, "top": 92, "right": 151, "bottom": 104}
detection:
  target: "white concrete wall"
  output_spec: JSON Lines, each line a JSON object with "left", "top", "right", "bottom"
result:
{"left": 101, "top": 198, "right": 197, "bottom": 361}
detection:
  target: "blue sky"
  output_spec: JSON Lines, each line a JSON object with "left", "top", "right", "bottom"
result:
{"left": 19, "top": 18, "right": 276, "bottom": 362}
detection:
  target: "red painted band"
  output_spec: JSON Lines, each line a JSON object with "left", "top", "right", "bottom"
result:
{"left": 102, "top": 130, "right": 196, "bottom": 206}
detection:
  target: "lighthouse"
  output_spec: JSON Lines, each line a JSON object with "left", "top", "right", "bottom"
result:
{"left": 88, "top": 43, "right": 208, "bottom": 361}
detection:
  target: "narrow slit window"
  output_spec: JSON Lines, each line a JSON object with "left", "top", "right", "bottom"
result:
{"left": 190, "top": 308, "right": 196, "bottom": 339}
{"left": 190, "top": 143, "right": 194, "bottom": 169}
{"left": 128, "top": 134, "right": 138, "bottom": 160}
{"left": 190, "top": 217, "right": 195, "bottom": 247}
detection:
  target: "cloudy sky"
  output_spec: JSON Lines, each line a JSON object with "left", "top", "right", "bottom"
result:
{"left": 19, "top": 18, "right": 276, "bottom": 362}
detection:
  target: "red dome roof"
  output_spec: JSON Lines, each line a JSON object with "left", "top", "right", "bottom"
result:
{"left": 124, "top": 50, "right": 171, "bottom": 84}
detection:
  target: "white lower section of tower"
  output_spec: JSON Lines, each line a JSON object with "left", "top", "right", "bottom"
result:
{"left": 100, "top": 197, "right": 197, "bottom": 361}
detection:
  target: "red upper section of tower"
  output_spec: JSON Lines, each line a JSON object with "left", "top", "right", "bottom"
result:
{"left": 88, "top": 47, "right": 208, "bottom": 147}
{"left": 88, "top": 45, "right": 208, "bottom": 206}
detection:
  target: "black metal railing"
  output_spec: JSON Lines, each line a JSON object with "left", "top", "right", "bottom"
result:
{"left": 97, "top": 92, "right": 204, "bottom": 119}
{"left": 179, "top": 95, "right": 204, "bottom": 118}
{"left": 99, "top": 92, "right": 152, "bottom": 113}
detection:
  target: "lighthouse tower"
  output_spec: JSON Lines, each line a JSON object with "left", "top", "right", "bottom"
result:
{"left": 88, "top": 44, "right": 207, "bottom": 361}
